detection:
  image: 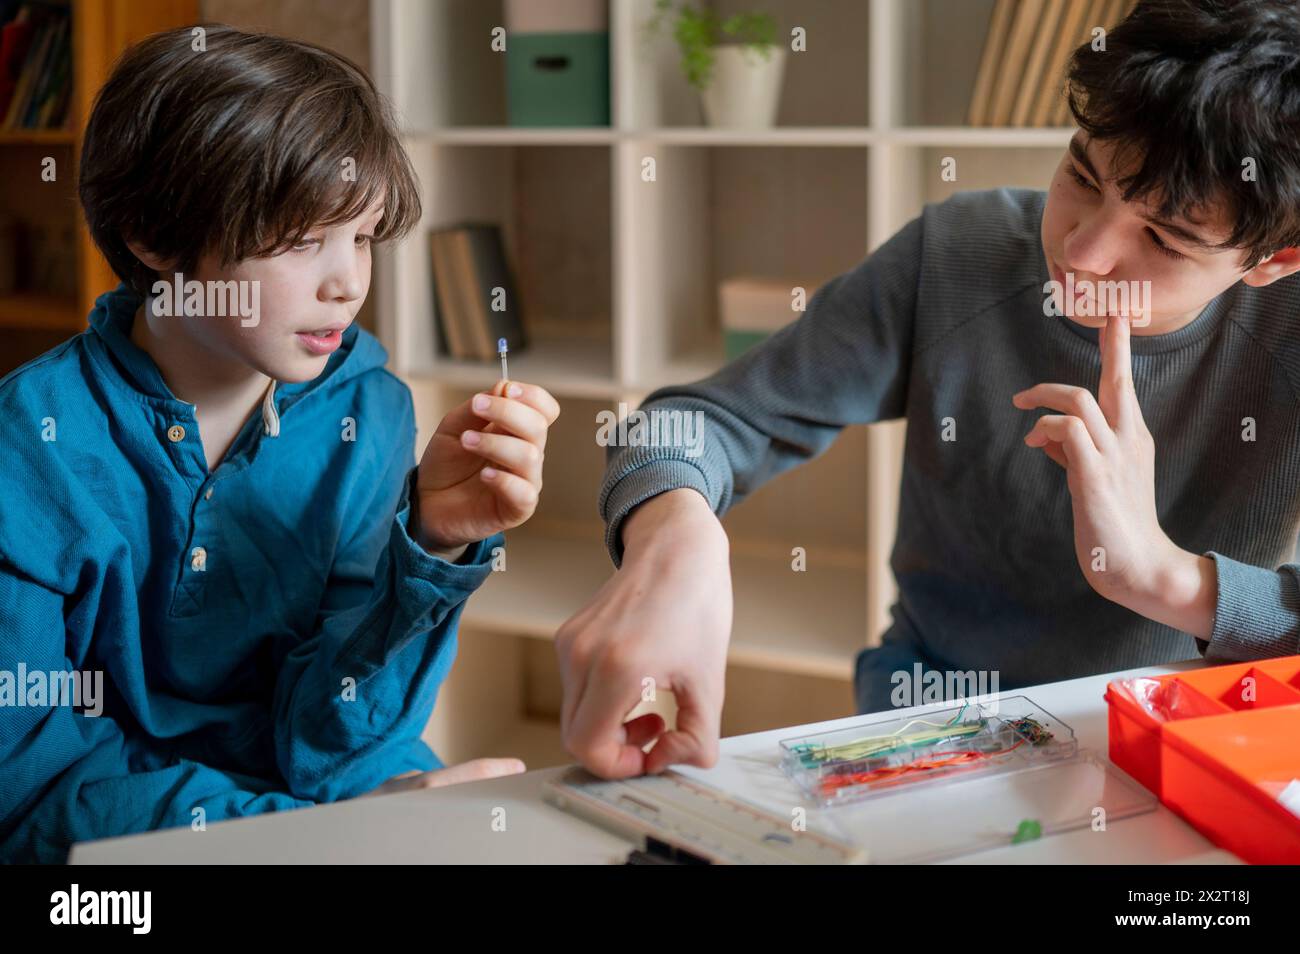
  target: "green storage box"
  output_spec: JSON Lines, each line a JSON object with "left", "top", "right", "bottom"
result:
{"left": 724, "top": 329, "right": 771, "bottom": 361}
{"left": 507, "top": 32, "right": 610, "bottom": 127}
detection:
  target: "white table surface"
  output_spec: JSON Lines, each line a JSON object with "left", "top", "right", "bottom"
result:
{"left": 70, "top": 657, "right": 1244, "bottom": 864}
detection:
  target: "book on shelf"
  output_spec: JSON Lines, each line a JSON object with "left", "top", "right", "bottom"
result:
{"left": 968, "top": 0, "right": 1137, "bottom": 127}
{"left": 429, "top": 224, "right": 528, "bottom": 363}
{"left": 0, "top": 2, "right": 71, "bottom": 132}
{"left": 0, "top": 4, "right": 34, "bottom": 123}
{"left": 719, "top": 277, "right": 808, "bottom": 361}
{"left": 1030, "top": 0, "right": 1095, "bottom": 127}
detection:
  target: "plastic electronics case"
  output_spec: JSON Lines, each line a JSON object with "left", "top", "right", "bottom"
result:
{"left": 780, "top": 695, "right": 1157, "bottom": 863}
{"left": 1106, "top": 655, "right": 1300, "bottom": 864}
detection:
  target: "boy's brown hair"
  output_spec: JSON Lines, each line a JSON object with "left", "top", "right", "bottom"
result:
{"left": 79, "top": 23, "right": 421, "bottom": 295}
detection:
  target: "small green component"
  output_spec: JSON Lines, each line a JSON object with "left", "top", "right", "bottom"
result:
{"left": 1011, "top": 819, "right": 1043, "bottom": 844}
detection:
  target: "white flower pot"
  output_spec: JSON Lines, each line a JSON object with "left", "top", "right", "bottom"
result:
{"left": 700, "top": 45, "right": 786, "bottom": 128}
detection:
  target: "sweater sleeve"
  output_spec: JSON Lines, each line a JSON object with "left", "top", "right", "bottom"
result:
{"left": 0, "top": 564, "right": 314, "bottom": 864}
{"left": 599, "top": 214, "right": 923, "bottom": 567}
{"left": 270, "top": 394, "right": 503, "bottom": 802}
{"left": 1200, "top": 551, "right": 1300, "bottom": 660}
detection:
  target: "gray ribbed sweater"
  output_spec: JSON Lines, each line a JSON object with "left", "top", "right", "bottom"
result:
{"left": 598, "top": 188, "right": 1300, "bottom": 712}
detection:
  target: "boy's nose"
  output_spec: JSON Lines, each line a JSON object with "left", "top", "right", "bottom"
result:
{"left": 321, "top": 265, "right": 365, "bottom": 304}
{"left": 1064, "top": 223, "right": 1121, "bottom": 279}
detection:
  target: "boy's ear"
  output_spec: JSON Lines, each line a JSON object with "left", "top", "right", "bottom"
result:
{"left": 123, "top": 239, "right": 175, "bottom": 274}
{"left": 1241, "top": 246, "right": 1300, "bottom": 288}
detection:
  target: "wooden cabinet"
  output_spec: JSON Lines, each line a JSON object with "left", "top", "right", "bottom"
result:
{"left": 0, "top": 0, "right": 198, "bottom": 344}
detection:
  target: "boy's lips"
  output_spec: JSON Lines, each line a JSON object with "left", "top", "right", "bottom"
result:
{"left": 295, "top": 324, "right": 348, "bottom": 355}
{"left": 1049, "top": 258, "right": 1094, "bottom": 304}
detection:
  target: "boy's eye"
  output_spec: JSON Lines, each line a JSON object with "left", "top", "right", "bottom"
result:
{"left": 1068, "top": 165, "right": 1098, "bottom": 193}
{"left": 286, "top": 234, "right": 373, "bottom": 253}
{"left": 1148, "top": 228, "right": 1185, "bottom": 261}
{"left": 1067, "top": 162, "right": 1186, "bottom": 262}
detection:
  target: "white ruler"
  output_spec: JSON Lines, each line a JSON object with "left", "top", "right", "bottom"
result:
{"left": 543, "top": 767, "right": 866, "bottom": 865}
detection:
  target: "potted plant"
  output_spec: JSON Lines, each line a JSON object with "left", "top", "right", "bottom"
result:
{"left": 649, "top": 0, "right": 785, "bottom": 128}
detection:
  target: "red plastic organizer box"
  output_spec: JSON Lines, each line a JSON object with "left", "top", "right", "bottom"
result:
{"left": 1105, "top": 655, "right": 1300, "bottom": 864}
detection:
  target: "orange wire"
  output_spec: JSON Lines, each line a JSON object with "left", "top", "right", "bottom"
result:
{"left": 819, "top": 738, "right": 1027, "bottom": 795}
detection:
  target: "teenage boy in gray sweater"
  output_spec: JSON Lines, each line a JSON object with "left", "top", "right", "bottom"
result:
{"left": 555, "top": 0, "right": 1300, "bottom": 779}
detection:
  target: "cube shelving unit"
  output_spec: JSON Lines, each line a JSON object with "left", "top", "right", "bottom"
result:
{"left": 0, "top": 0, "right": 199, "bottom": 371}
{"left": 369, "top": 0, "right": 1073, "bottom": 767}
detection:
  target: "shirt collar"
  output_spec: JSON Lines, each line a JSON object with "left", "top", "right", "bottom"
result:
{"left": 87, "top": 283, "right": 282, "bottom": 437}
{"left": 87, "top": 283, "right": 177, "bottom": 403}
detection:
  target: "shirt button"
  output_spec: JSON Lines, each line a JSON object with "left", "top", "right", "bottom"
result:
{"left": 190, "top": 546, "right": 207, "bottom": 572}
{"left": 204, "top": 487, "right": 213, "bottom": 500}
{"left": 167, "top": 424, "right": 186, "bottom": 443}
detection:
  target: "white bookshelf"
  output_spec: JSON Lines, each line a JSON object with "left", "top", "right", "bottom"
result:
{"left": 370, "top": 0, "right": 1070, "bottom": 767}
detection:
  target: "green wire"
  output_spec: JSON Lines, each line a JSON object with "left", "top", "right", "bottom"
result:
{"left": 792, "top": 719, "right": 986, "bottom": 767}
{"left": 788, "top": 699, "right": 999, "bottom": 770}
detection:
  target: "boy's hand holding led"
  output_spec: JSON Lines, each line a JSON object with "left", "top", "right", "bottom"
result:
{"left": 1013, "top": 313, "right": 1216, "bottom": 638}
{"left": 412, "top": 380, "right": 560, "bottom": 554}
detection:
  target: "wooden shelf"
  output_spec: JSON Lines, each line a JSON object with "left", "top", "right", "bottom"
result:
{"left": 408, "top": 127, "right": 877, "bottom": 146}
{"left": 0, "top": 291, "right": 82, "bottom": 332}
{"left": 408, "top": 337, "right": 617, "bottom": 399}
{"left": 408, "top": 127, "right": 618, "bottom": 145}
{"left": 464, "top": 529, "right": 864, "bottom": 681}
{"left": 0, "top": 129, "right": 76, "bottom": 146}
{"left": 625, "top": 340, "right": 724, "bottom": 394}
{"left": 402, "top": 126, "right": 1075, "bottom": 148}
{"left": 641, "top": 127, "right": 875, "bottom": 146}
{"left": 482, "top": 718, "right": 572, "bottom": 770}
{"left": 888, "top": 126, "right": 1075, "bottom": 145}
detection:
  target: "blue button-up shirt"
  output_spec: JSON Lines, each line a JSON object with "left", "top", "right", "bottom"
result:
{"left": 0, "top": 283, "right": 502, "bottom": 862}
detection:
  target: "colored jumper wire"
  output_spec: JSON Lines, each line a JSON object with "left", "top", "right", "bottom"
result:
{"left": 789, "top": 700, "right": 980, "bottom": 769}
{"left": 818, "top": 734, "right": 1031, "bottom": 796}
{"left": 787, "top": 701, "right": 1057, "bottom": 797}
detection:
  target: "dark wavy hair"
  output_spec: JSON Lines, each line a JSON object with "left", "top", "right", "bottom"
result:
{"left": 1066, "top": 0, "right": 1300, "bottom": 268}
{"left": 79, "top": 23, "right": 422, "bottom": 294}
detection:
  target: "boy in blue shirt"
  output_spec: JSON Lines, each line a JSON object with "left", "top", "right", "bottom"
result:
{"left": 0, "top": 25, "right": 558, "bottom": 862}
